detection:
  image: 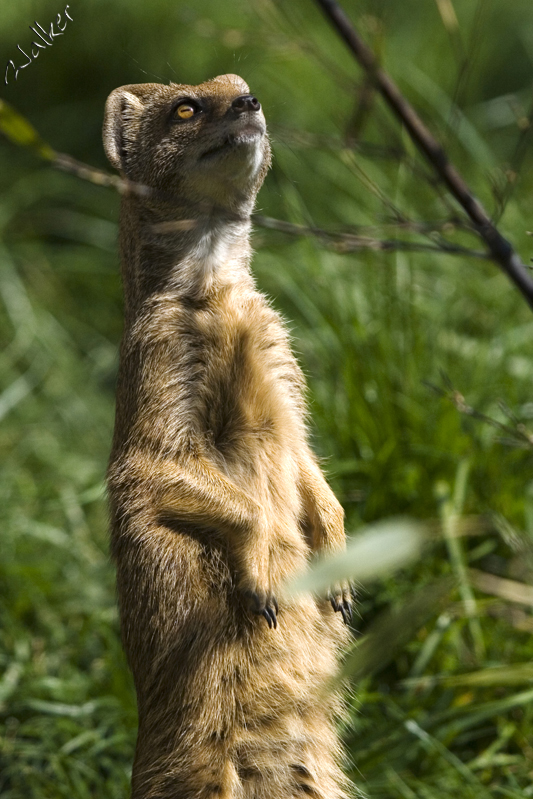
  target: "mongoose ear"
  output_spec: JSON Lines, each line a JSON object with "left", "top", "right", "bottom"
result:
{"left": 211, "top": 74, "right": 250, "bottom": 94}
{"left": 102, "top": 88, "right": 145, "bottom": 172}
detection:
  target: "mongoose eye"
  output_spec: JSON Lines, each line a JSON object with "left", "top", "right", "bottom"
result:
{"left": 174, "top": 102, "right": 200, "bottom": 120}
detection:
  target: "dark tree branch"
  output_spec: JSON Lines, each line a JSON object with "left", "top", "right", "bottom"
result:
{"left": 313, "top": 0, "right": 533, "bottom": 311}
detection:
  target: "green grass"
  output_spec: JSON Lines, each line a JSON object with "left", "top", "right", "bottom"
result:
{"left": 1, "top": 0, "right": 533, "bottom": 796}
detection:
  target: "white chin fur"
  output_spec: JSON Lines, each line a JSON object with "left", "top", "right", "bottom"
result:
{"left": 229, "top": 137, "right": 264, "bottom": 180}
{"left": 199, "top": 137, "right": 264, "bottom": 183}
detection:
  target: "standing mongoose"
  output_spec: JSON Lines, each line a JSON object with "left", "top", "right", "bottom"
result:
{"left": 103, "top": 73, "right": 353, "bottom": 799}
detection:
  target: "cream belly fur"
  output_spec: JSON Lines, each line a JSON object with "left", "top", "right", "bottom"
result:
{"left": 103, "top": 73, "right": 353, "bottom": 799}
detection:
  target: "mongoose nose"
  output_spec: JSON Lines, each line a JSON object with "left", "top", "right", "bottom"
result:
{"left": 231, "top": 94, "right": 261, "bottom": 114}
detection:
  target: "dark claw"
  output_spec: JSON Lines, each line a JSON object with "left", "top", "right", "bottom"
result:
{"left": 343, "top": 598, "right": 353, "bottom": 621}
{"left": 262, "top": 605, "right": 277, "bottom": 630}
{"left": 245, "top": 589, "right": 278, "bottom": 629}
{"left": 329, "top": 594, "right": 341, "bottom": 613}
{"left": 262, "top": 607, "right": 273, "bottom": 629}
{"left": 329, "top": 582, "right": 354, "bottom": 625}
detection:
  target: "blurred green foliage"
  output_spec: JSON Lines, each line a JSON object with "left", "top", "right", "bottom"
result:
{"left": 1, "top": 0, "right": 533, "bottom": 796}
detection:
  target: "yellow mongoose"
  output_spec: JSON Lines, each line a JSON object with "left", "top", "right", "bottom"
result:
{"left": 103, "top": 73, "right": 352, "bottom": 799}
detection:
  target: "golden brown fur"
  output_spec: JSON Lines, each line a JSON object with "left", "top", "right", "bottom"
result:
{"left": 103, "top": 74, "right": 352, "bottom": 799}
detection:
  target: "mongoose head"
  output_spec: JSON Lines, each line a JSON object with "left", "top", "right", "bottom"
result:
{"left": 103, "top": 74, "right": 271, "bottom": 217}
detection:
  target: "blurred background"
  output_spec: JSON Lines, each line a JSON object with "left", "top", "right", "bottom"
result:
{"left": 1, "top": 0, "right": 533, "bottom": 796}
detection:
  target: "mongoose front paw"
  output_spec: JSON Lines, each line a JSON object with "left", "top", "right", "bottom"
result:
{"left": 327, "top": 581, "right": 354, "bottom": 625}
{"left": 245, "top": 588, "right": 279, "bottom": 629}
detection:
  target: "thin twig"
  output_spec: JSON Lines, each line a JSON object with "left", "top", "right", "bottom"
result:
{"left": 37, "top": 150, "right": 490, "bottom": 259}
{"left": 53, "top": 153, "right": 151, "bottom": 198}
{"left": 313, "top": 0, "right": 533, "bottom": 310}
{"left": 0, "top": 97, "right": 489, "bottom": 261}
{"left": 426, "top": 379, "right": 533, "bottom": 449}
{"left": 271, "top": 123, "right": 405, "bottom": 159}
{"left": 253, "top": 215, "right": 487, "bottom": 258}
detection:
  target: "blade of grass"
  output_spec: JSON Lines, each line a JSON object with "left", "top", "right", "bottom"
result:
{"left": 404, "top": 718, "right": 494, "bottom": 795}
{"left": 340, "top": 575, "right": 454, "bottom": 683}
{"left": 439, "top": 459, "right": 486, "bottom": 661}
{"left": 286, "top": 518, "right": 424, "bottom": 597}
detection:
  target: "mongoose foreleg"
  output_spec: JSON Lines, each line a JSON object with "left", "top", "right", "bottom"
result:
{"left": 126, "top": 451, "right": 287, "bottom": 627}
{"left": 298, "top": 455, "right": 353, "bottom": 623}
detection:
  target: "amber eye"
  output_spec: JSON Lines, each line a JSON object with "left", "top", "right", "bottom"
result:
{"left": 175, "top": 102, "right": 197, "bottom": 120}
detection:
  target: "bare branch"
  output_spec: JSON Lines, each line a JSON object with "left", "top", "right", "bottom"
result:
{"left": 53, "top": 152, "right": 152, "bottom": 198}
{"left": 271, "top": 123, "right": 405, "bottom": 159}
{"left": 253, "top": 215, "right": 487, "bottom": 258}
{"left": 426, "top": 379, "right": 533, "bottom": 449}
{"left": 313, "top": 0, "right": 533, "bottom": 310}
{"left": 0, "top": 95, "right": 493, "bottom": 262}
{"left": 42, "top": 149, "right": 490, "bottom": 259}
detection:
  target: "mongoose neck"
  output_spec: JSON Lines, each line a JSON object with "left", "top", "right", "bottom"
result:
{"left": 118, "top": 193, "right": 255, "bottom": 323}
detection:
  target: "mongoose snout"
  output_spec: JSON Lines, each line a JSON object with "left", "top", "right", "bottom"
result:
{"left": 231, "top": 94, "right": 262, "bottom": 114}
